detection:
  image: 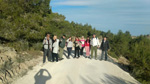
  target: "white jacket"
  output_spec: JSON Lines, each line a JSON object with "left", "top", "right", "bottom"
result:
{"left": 43, "top": 37, "right": 52, "bottom": 50}
{"left": 53, "top": 39, "right": 59, "bottom": 53}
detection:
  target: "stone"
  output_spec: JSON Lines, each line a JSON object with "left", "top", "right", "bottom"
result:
{"left": 118, "top": 56, "right": 130, "bottom": 65}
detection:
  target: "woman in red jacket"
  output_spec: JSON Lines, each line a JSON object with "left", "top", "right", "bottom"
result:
{"left": 85, "top": 37, "right": 90, "bottom": 58}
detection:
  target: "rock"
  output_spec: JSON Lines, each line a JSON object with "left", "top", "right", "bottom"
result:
{"left": 118, "top": 56, "right": 130, "bottom": 65}
{"left": 0, "top": 46, "right": 17, "bottom": 66}
{"left": 20, "top": 63, "right": 28, "bottom": 71}
{"left": 108, "top": 55, "right": 118, "bottom": 62}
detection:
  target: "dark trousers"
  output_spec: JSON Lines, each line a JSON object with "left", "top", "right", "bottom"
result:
{"left": 52, "top": 53, "right": 58, "bottom": 62}
{"left": 80, "top": 47, "right": 84, "bottom": 55}
{"left": 67, "top": 47, "right": 72, "bottom": 57}
{"left": 101, "top": 50, "right": 108, "bottom": 61}
{"left": 75, "top": 47, "right": 80, "bottom": 57}
{"left": 43, "top": 49, "right": 51, "bottom": 63}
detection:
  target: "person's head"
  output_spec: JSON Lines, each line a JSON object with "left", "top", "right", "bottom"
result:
{"left": 86, "top": 36, "right": 90, "bottom": 42}
{"left": 81, "top": 36, "right": 84, "bottom": 39}
{"left": 46, "top": 33, "right": 50, "bottom": 40}
{"left": 69, "top": 37, "right": 72, "bottom": 41}
{"left": 53, "top": 35, "right": 57, "bottom": 40}
{"left": 75, "top": 37, "right": 79, "bottom": 40}
{"left": 47, "top": 33, "right": 50, "bottom": 38}
{"left": 93, "top": 34, "right": 96, "bottom": 38}
{"left": 87, "top": 36, "right": 90, "bottom": 40}
{"left": 104, "top": 37, "right": 107, "bottom": 41}
{"left": 63, "top": 35, "right": 66, "bottom": 39}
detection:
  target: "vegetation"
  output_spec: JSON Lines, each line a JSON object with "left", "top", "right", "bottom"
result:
{"left": 0, "top": 0, "right": 150, "bottom": 84}
{"left": 0, "top": 0, "right": 101, "bottom": 51}
{"left": 104, "top": 30, "right": 150, "bottom": 84}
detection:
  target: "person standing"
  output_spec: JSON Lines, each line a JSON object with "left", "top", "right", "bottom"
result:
{"left": 80, "top": 36, "right": 86, "bottom": 56}
{"left": 66, "top": 37, "right": 73, "bottom": 59}
{"left": 100, "top": 37, "right": 110, "bottom": 61}
{"left": 59, "top": 35, "right": 66, "bottom": 60}
{"left": 74, "top": 37, "right": 81, "bottom": 58}
{"left": 43, "top": 33, "right": 52, "bottom": 64}
{"left": 85, "top": 37, "right": 90, "bottom": 58}
{"left": 90, "top": 34, "right": 100, "bottom": 59}
{"left": 52, "top": 35, "right": 59, "bottom": 62}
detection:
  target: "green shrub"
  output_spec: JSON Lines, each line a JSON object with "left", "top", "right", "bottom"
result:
{"left": 7, "top": 40, "right": 29, "bottom": 51}
{"left": 16, "top": 55, "right": 25, "bottom": 64}
{"left": 31, "top": 42, "right": 43, "bottom": 51}
{"left": 108, "top": 52, "right": 118, "bottom": 59}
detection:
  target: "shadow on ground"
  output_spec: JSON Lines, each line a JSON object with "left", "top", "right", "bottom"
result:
{"left": 101, "top": 74, "right": 137, "bottom": 84}
{"left": 34, "top": 69, "right": 51, "bottom": 84}
{"left": 63, "top": 49, "right": 130, "bottom": 72}
{"left": 79, "top": 74, "right": 137, "bottom": 84}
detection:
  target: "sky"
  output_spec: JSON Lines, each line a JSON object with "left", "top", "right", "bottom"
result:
{"left": 50, "top": 0, "right": 150, "bottom": 36}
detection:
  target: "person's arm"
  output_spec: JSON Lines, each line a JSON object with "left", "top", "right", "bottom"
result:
{"left": 43, "top": 37, "right": 46, "bottom": 45}
{"left": 44, "top": 69, "right": 51, "bottom": 79}
{"left": 34, "top": 70, "right": 40, "bottom": 79}
{"left": 50, "top": 39, "right": 52, "bottom": 51}
{"left": 100, "top": 41, "right": 103, "bottom": 49}
{"left": 75, "top": 41, "right": 77, "bottom": 44}
{"left": 97, "top": 38, "right": 100, "bottom": 48}
{"left": 66, "top": 39, "right": 69, "bottom": 42}
{"left": 57, "top": 39, "right": 60, "bottom": 44}
{"left": 84, "top": 41, "right": 86, "bottom": 46}
{"left": 53, "top": 43, "right": 55, "bottom": 48}
{"left": 107, "top": 41, "right": 110, "bottom": 50}
{"left": 71, "top": 42, "right": 73, "bottom": 48}
{"left": 53, "top": 40, "right": 56, "bottom": 48}
{"left": 83, "top": 40, "right": 86, "bottom": 46}
{"left": 59, "top": 38, "right": 62, "bottom": 43}
{"left": 90, "top": 39, "right": 92, "bottom": 46}
{"left": 79, "top": 41, "right": 82, "bottom": 46}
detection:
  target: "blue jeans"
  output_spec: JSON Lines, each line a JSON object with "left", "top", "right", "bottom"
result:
{"left": 67, "top": 47, "right": 72, "bottom": 57}
{"left": 101, "top": 50, "right": 108, "bottom": 61}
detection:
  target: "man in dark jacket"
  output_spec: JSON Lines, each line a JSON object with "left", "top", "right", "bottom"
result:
{"left": 59, "top": 35, "right": 66, "bottom": 60}
{"left": 100, "top": 37, "right": 110, "bottom": 61}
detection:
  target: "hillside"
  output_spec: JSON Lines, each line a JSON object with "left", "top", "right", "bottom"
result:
{"left": 0, "top": 0, "right": 150, "bottom": 84}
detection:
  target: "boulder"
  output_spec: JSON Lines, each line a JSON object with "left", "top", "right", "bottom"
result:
{"left": 118, "top": 56, "right": 130, "bottom": 65}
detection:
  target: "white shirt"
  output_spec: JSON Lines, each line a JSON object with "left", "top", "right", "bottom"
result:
{"left": 67, "top": 39, "right": 73, "bottom": 48}
{"left": 91, "top": 38, "right": 100, "bottom": 47}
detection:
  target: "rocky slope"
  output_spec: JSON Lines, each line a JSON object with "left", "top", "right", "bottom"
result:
{"left": 0, "top": 46, "right": 42, "bottom": 84}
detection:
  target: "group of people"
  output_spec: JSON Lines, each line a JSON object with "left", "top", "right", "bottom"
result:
{"left": 42, "top": 33, "right": 110, "bottom": 64}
